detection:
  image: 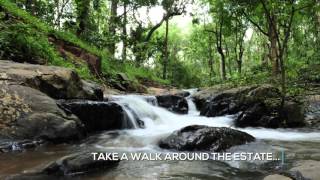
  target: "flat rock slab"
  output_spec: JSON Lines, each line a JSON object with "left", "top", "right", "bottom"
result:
{"left": 0, "top": 60, "right": 102, "bottom": 100}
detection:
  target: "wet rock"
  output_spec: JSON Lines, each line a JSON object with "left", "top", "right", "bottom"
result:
{"left": 199, "top": 85, "right": 305, "bottom": 128}
{"left": 142, "top": 96, "right": 158, "bottom": 106}
{"left": 159, "top": 125, "right": 255, "bottom": 151}
{"left": 58, "top": 100, "right": 138, "bottom": 132}
{"left": 290, "top": 160, "right": 320, "bottom": 180}
{"left": 0, "top": 61, "right": 103, "bottom": 100}
{"left": 0, "top": 139, "right": 44, "bottom": 153}
{"left": 156, "top": 95, "right": 188, "bottom": 114}
{"left": 42, "top": 151, "right": 120, "bottom": 176}
{"left": 0, "top": 83, "right": 85, "bottom": 143}
{"left": 7, "top": 151, "right": 120, "bottom": 179}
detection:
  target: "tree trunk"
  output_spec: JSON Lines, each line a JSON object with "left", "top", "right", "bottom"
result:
{"left": 25, "top": 0, "right": 35, "bottom": 15}
{"left": 220, "top": 53, "right": 226, "bottom": 80}
{"left": 121, "top": 2, "right": 127, "bottom": 61}
{"left": 76, "top": 0, "right": 90, "bottom": 36}
{"left": 237, "top": 60, "right": 242, "bottom": 74}
{"left": 225, "top": 43, "right": 232, "bottom": 77}
{"left": 262, "top": 42, "right": 269, "bottom": 66}
{"left": 208, "top": 38, "right": 214, "bottom": 78}
{"left": 217, "top": 47, "right": 226, "bottom": 81}
{"left": 163, "top": 18, "right": 169, "bottom": 79}
{"left": 268, "top": 13, "right": 279, "bottom": 76}
{"left": 108, "top": 0, "right": 118, "bottom": 58}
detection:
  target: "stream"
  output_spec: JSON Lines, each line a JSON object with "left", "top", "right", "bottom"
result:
{"left": 1, "top": 90, "right": 320, "bottom": 179}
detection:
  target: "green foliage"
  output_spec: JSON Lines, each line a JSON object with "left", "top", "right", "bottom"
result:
{"left": 0, "top": 0, "right": 167, "bottom": 87}
{"left": 1, "top": 0, "right": 319, "bottom": 91}
{"left": 0, "top": 21, "right": 94, "bottom": 80}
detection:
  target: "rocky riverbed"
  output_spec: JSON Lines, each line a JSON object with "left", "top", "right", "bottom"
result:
{"left": 1, "top": 60, "right": 320, "bottom": 180}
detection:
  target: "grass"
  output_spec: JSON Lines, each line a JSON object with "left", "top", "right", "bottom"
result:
{"left": 0, "top": 0, "right": 168, "bottom": 88}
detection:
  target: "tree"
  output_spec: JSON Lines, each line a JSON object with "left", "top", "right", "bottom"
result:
{"left": 75, "top": 0, "right": 91, "bottom": 36}
{"left": 108, "top": 0, "right": 118, "bottom": 58}
{"left": 121, "top": 0, "right": 128, "bottom": 61}
{"left": 231, "top": 10, "right": 247, "bottom": 75}
{"left": 206, "top": 0, "right": 232, "bottom": 81}
{"left": 236, "top": 0, "right": 315, "bottom": 101}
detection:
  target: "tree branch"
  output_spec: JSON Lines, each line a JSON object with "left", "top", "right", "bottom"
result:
{"left": 241, "top": 9, "right": 268, "bottom": 36}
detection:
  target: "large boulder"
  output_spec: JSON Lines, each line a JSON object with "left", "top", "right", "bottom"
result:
{"left": 191, "top": 85, "right": 234, "bottom": 110}
{"left": 290, "top": 160, "right": 320, "bottom": 180}
{"left": 7, "top": 151, "right": 120, "bottom": 179}
{"left": 305, "top": 95, "right": 320, "bottom": 129}
{"left": 156, "top": 95, "right": 188, "bottom": 114}
{"left": 58, "top": 100, "right": 140, "bottom": 132}
{"left": 0, "top": 61, "right": 103, "bottom": 100}
{"left": 159, "top": 125, "right": 255, "bottom": 151}
{"left": 199, "top": 86, "right": 257, "bottom": 117}
{"left": 199, "top": 85, "right": 305, "bottom": 128}
{"left": 0, "top": 83, "right": 85, "bottom": 142}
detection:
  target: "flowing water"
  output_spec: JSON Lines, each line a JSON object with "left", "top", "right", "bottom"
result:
{"left": 1, "top": 91, "right": 320, "bottom": 179}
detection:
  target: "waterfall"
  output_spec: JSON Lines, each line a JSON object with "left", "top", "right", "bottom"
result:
{"left": 108, "top": 94, "right": 320, "bottom": 142}
{"left": 184, "top": 88, "right": 199, "bottom": 115}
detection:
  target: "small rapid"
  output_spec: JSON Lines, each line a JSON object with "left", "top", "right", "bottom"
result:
{"left": 108, "top": 93, "right": 320, "bottom": 143}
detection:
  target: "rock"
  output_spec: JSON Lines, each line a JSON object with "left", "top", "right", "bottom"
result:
{"left": 199, "top": 85, "right": 257, "bottom": 117}
{"left": 199, "top": 85, "right": 305, "bottom": 128}
{"left": 0, "top": 60, "right": 103, "bottom": 100}
{"left": 290, "top": 160, "right": 320, "bottom": 180}
{"left": 264, "top": 174, "right": 292, "bottom": 180}
{"left": 280, "top": 170, "right": 311, "bottom": 180}
{"left": 305, "top": 95, "right": 320, "bottom": 129}
{"left": 58, "top": 100, "right": 138, "bottom": 132}
{"left": 159, "top": 125, "right": 255, "bottom": 151}
{"left": 81, "top": 80, "right": 104, "bottom": 100}
{"left": 235, "top": 103, "right": 282, "bottom": 128}
{"left": 283, "top": 101, "right": 305, "bottom": 127}
{"left": 191, "top": 85, "right": 236, "bottom": 110}
{"left": 173, "top": 90, "right": 190, "bottom": 97}
{"left": 146, "top": 87, "right": 183, "bottom": 96}
{"left": 0, "top": 139, "right": 44, "bottom": 153}
{"left": 156, "top": 95, "right": 188, "bottom": 114}
{"left": 142, "top": 96, "right": 158, "bottom": 106}
{"left": 109, "top": 73, "right": 147, "bottom": 93}
{"left": 0, "top": 83, "right": 85, "bottom": 142}
{"left": 7, "top": 151, "right": 120, "bottom": 179}
{"left": 42, "top": 151, "right": 120, "bottom": 176}
{"left": 117, "top": 72, "right": 130, "bottom": 82}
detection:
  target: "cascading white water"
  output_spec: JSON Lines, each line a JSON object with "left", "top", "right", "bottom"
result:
{"left": 184, "top": 88, "right": 199, "bottom": 116}
{"left": 109, "top": 94, "right": 320, "bottom": 144}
